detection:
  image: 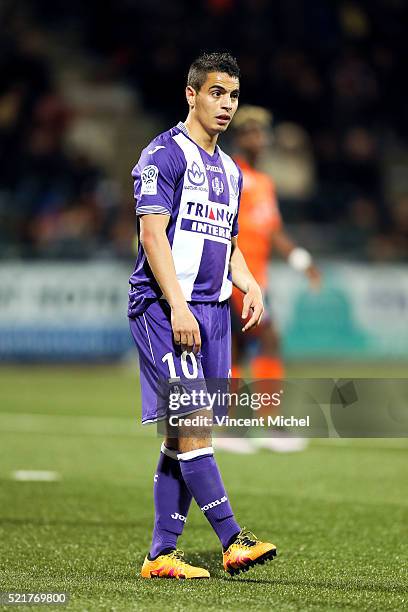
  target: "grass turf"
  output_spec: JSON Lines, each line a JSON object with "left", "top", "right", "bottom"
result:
{"left": 0, "top": 364, "right": 407, "bottom": 611}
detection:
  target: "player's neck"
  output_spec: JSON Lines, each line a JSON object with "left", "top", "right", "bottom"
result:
{"left": 184, "top": 116, "right": 218, "bottom": 156}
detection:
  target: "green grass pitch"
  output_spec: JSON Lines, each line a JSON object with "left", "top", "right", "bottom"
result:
{"left": 0, "top": 364, "right": 407, "bottom": 611}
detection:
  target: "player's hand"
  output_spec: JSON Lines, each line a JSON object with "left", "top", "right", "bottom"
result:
{"left": 306, "top": 264, "right": 321, "bottom": 291}
{"left": 171, "top": 304, "right": 201, "bottom": 354}
{"left": 241, "top": 283, "right": 264, "bottom": 332}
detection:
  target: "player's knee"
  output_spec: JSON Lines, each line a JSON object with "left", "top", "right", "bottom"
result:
{"left": 178, "top": 435, "right": 212, "bottom": 454}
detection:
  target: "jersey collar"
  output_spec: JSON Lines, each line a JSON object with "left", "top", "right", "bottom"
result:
{"left": 176, "top": 121, "right": 220, "bottom": 160}
{"left": 176, "top": 121, "right": 189, "bottom": 137}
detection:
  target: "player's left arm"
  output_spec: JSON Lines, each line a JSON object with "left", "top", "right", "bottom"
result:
{"left": 272, "top": 229, "right": 321, "bottom": 290}
{"left": 230, "top": 236, "right": 264, "bottom": 332}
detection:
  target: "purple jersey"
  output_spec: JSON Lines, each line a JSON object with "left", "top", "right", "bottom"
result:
{"left": 128, "top": 122, "right": 242, "bottom": 315}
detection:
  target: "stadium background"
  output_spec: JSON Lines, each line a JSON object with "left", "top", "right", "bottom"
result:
{"left": 1, "top": 1, "right": 407, "bottom": 610}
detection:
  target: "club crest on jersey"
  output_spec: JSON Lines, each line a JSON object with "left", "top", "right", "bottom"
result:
{"left": 187, "top": 161, "right": 205, "bottom": 186}
{"left": 230, "top": 174, "right": 239, "bottom": 197}
{"left": 141, "top": 165, "right": 159, "bottom": 195}
{"left": 211, "top": 176, "right": 224, "bottom": 196}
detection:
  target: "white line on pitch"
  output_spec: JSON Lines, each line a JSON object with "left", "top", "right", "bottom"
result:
{"left": 313, "top": 438, "right": 408, "bottom": 449}
{"left": 12, "top": 470, "right": 61, "bottom": 481}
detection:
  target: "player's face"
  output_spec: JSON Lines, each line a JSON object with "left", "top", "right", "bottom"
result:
{"left": 236, "top": 122, "right": 269, "bottom": 157}
{"left": 191, "top": 72, "right": 240, "bottom": 135}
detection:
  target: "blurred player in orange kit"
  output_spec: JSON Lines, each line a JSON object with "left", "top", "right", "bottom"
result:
{"left": 217, "top": 106, "right": 321, "bottom": 454}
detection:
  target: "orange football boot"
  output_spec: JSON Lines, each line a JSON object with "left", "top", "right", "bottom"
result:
{"left": 223, "top": 528, "right": 277, "bottom": 575}
{"left": 141, "top": 549, "right": 210, "bottom": 579}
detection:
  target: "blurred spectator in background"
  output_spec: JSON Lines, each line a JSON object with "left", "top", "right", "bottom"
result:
{"left": 262, "top": 122, "right": 316, "bottom": 222}
{"left": 0, "top": 12, "right": 133, "bottom": 259}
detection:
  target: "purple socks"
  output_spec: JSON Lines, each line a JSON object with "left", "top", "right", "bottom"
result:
{"left": 149, "top": 444, "right": 240, "bottom": 556}
{"left": 149, "top": 444, "right": 193, "bottom": 559}
{"left": 178, "top": 447, "right": 240, "bottom": 549}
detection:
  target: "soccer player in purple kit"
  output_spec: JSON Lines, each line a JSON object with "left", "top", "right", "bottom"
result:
{"left": 128, "top": 52, "right": 277, "bottom": 579}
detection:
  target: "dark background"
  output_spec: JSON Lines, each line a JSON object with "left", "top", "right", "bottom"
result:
{"left": 1, "top": 0, "right": 408, "bottom": 260}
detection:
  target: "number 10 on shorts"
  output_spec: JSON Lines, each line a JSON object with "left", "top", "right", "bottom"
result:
{"left": 162, "top": 351, "right": 198, "bottom": 379}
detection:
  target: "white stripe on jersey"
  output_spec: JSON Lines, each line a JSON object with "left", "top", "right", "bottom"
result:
{"left": 137, "top": 204, "right": 170, "bottom": 216}
{"left": 218, "top": 149, "right": 240, "bottom": 302}
{"left": 171, "top": 132, "right": 208, "bottom": 300}
{"left": 171, "top": 131, "right": 240, "bottom": 302}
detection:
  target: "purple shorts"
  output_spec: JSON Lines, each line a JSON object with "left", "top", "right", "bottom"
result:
{"left": 129, "top": 299, "right": 231, "bottom": 424}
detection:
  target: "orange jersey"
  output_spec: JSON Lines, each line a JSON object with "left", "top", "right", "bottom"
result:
{"left": 234, "top": 157, "right": 281, "bottom": 289}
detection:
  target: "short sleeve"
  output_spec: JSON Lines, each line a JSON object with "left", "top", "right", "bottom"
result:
{"left": 132, "top": 145, "right": 180, "bottom": 216}
{"left": 231, "top": 168, "right": 243, "bottom": 237}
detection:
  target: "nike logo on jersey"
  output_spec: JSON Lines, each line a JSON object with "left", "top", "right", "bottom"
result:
{"left": 148, "top": 145, "right": 165, "bottom": 154}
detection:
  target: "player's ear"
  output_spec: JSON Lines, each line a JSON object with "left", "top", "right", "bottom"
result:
{"left": 186, "top": 85, "right": 196, "bottom": 110}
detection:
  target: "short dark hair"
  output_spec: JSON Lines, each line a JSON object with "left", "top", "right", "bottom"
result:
{"left": 187, "top": 52, "right": 240, "bottom": 92}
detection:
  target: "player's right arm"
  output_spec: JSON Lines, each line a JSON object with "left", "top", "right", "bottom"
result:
{"left": 133, "top": 143, "right": 200, "bottom": 354}
{"left": 139, "top": 214, "right": 201, "bottom": 354}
